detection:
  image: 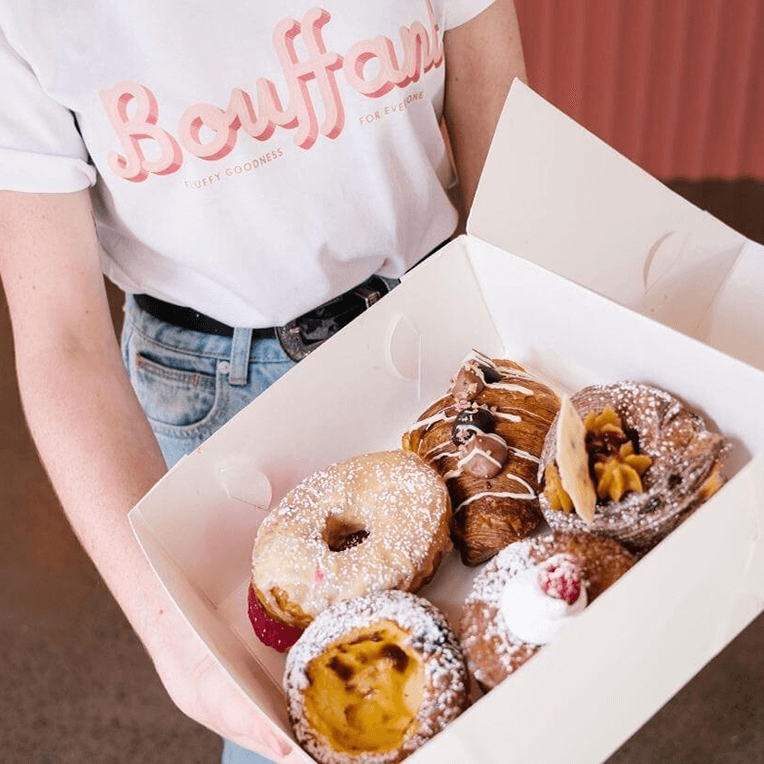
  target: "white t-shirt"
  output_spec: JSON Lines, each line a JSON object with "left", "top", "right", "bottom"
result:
{"left": 0, "top": 1, "right": 495, "bottom": 326}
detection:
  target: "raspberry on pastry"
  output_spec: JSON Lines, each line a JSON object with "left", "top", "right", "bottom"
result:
{"left": 247, "top": 584, "right": 302, "bottom": 653}
{"left": 459, "top": 531, "right": 635, "bottom": 691}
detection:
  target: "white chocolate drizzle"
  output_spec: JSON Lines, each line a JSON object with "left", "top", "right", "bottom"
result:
{"left": 407, "top": 409, "right": 456, "bottom": 433}
{"left": 427, "top": 447, "right": 458, "bottom": 462}
{"left": 509, "top": 447, "right": 541, "bottom": 464}
{"left": 458, "top": 434, "right": 506, "bottom": 468}
{"left": 464, "top": 349, "right": 566, "bottom": 395}
{"left": 492, "top": 411, "right": 523, "bottom": 423}
{"left": 490, "top": 382, "right": 535, "bottom": 396}
{"left": 408, "top": 353, "right": 557, "bottom": 521}
{"left": 455, "top": 488, "right": 536, "bottom": 513}
{"left": 454, "top": 473, "right": 536, "bottom": 513}
{"left": 444, "top": 434, "right": 509, "bottom": 482}
{"left": 405, "top": 402, "right": 521, "bottom": 438}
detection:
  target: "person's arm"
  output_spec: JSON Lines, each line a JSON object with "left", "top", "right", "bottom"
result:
{"left": 443, "top": 0, "right": 527, "bottom": 226}
{"left": 0, "top": 189, "right": 284, "bottom": 757}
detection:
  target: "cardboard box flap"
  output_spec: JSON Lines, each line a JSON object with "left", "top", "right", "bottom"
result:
{"left": 701, "top": 239, "right": 764, "bottom": 371}
{"left": 467, "top": 80, "right": 746, "bottom": 339}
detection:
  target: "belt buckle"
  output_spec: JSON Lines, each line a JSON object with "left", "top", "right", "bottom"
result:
{"left": 275, "top": 278, "right": 388, "bottom": 362}
{"left": 275, "top": 321, "right": 317, "bottom": 362}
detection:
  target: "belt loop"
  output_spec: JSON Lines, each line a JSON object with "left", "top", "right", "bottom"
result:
{"left": 228, "top": 327, "right": 253, "bottom": 386}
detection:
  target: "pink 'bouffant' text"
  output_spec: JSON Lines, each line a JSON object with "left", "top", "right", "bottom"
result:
{"left": 100, "top": 3, "right": 443, "bottom": 182}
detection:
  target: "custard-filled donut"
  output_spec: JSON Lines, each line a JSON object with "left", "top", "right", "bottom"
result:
{"left": 285, "top": 590, "right": 469, "bottom": 764}
{"left": 538, "top": 382, "right": 731, "bottom": 553}
{"left": 460, "top": 532, "right": 634, "bottom": 690}
{"left": 252, "top": 450, "right": 451, "bottom": 629}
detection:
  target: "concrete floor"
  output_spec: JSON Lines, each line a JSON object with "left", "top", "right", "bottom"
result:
{"left": 1, "top": 179, "right": 763, "bottom": 764}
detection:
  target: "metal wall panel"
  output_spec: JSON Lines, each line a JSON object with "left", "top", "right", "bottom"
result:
{"left": 515, "top": 0, "right": 764, "bottom": 178}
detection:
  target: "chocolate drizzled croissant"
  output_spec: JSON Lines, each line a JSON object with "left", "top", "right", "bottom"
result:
{"left": 403, "top": 353, "right": 560, "bottom": 566}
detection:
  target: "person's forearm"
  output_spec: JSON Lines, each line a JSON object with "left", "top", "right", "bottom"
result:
{"left": 444, "top": 0, "right": 527, "bottom": 224}
{"left": 16, "top": 337, "right": 174, "bottom": 657}
{"left": 2, "top": 191, "right": 275, "bottom": 749}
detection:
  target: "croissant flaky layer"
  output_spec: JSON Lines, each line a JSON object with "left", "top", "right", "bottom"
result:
{"left": 403, "top": 357, "right": 560, "bottom": 565}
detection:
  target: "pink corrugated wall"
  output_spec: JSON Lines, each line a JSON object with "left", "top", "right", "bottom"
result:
{"left": 514, "top": 0, "right": 764, "bottom": 179}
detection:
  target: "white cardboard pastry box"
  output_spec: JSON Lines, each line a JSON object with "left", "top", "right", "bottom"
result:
{"left": 128, "top": 81, "right": 764, "bottom": 764}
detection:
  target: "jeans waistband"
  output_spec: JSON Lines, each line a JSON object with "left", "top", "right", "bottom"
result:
{"left": 129, "top": 274, "right": 397, "bottom": 377}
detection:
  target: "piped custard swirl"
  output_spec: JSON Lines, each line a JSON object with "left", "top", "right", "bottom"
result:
{"left": 538, "top": 382, "right": 731, "bottom": 553}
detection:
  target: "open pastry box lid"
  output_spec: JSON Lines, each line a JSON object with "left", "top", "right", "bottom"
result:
{"left": 128, "top": 81, "right": 764, "bottom": 764}
{"left": 467, "top": 80, "right": 764, "bottom": 369}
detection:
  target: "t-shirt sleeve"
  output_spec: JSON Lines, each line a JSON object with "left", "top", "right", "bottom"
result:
{"left": 444, "top": 0, "right": 498, "bottom": 30}
{"left": 0, "top": 24, "right": 96, "bottom": 193}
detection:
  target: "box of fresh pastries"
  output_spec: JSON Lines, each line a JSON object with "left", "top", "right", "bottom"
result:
{"left": 129, "top": 81, "right": 764, "bottom": 764}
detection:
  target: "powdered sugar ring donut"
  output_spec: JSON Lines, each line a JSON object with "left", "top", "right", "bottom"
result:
{"left": 285, "top": 590, "right": 470, "bottom": 764}
{"left": 460, "top": 531, "right": 634, "bottom": 690}
{"left": 252, "top": 451, "right": 452, "bottom": 629}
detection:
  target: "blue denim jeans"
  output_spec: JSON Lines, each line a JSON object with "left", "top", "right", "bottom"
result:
{"left": 121, "top": 294, "right": 295, "bottom": 469}
{"left": 121, "top": 293, "right": 294, "bottom": 764}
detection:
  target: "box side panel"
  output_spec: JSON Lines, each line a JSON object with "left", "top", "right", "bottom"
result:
{"left": 468, "top": 81, "right": 745, "bottom": 338}
{"left": 410, "top": 454, "right": 764, "bottom": 764}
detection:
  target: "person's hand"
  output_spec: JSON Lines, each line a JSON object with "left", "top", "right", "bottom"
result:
{"left": 150, "top": 603, "right": 298, "bottom": 762}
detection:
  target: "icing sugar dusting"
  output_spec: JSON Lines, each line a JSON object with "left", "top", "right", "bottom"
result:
{"left": 252, "top": 451, "right": 451, "bottom": 623}
{"left": 459, "top": 532, "right": 635, "bottom": 688}
{"left": 538, "top": 381, "right": 731, "bottom": 552}
{"left": 460, "top": 541, "right": 539, "bottom": 685}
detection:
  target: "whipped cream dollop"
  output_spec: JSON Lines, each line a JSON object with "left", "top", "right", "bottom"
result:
{"left": 500, "top": 553, "right": 588, "bottom": 645}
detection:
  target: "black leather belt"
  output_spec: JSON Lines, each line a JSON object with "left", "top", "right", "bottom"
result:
{"left": 134, "top": 275, "right": 393, "bottom": 361}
